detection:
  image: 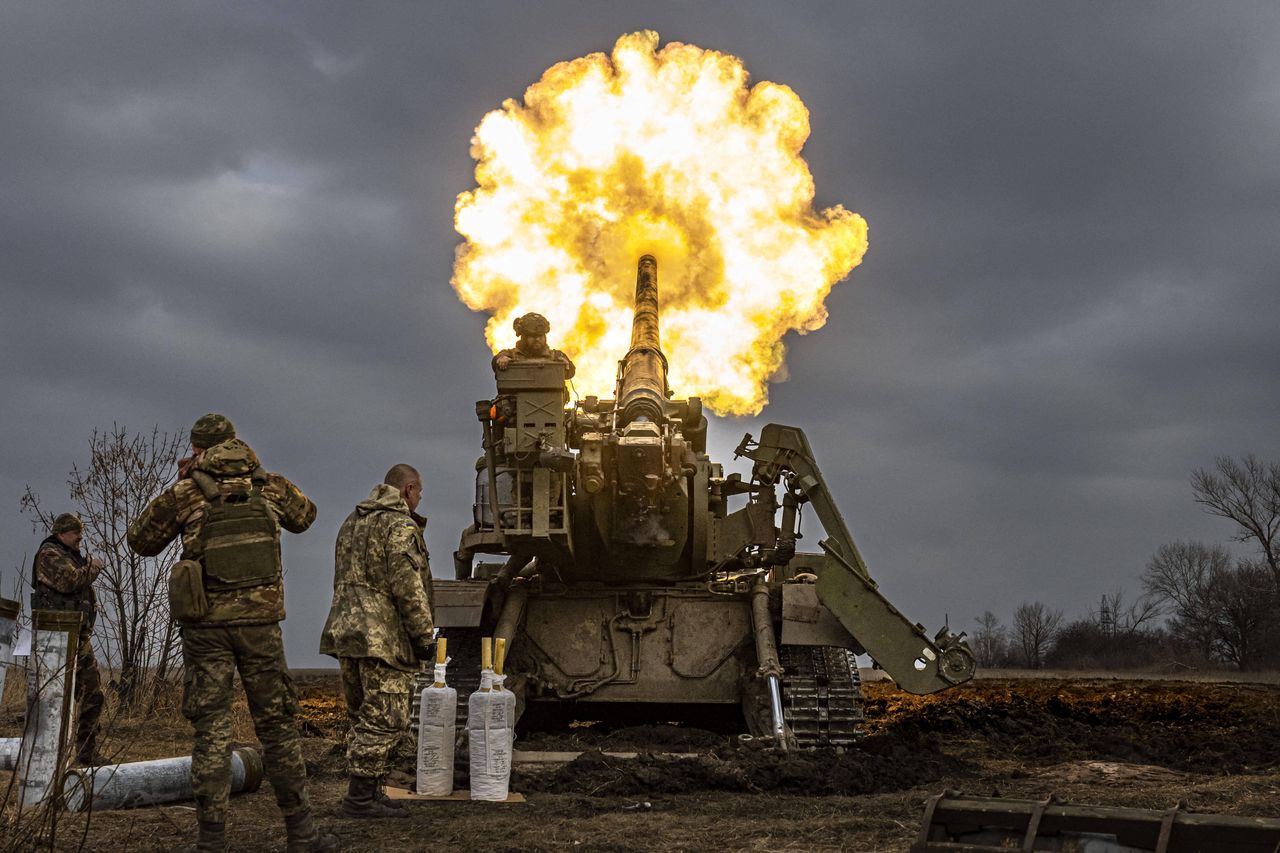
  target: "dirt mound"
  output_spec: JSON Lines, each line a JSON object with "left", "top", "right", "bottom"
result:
{"left": 516, "top": 733, "right": 962, "bottom": 796}
{"left": 870, "top": 679, "right": 1280, "bottom": 774}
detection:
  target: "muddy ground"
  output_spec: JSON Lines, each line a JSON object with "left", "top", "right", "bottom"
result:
{"left": 3, "top": 672, "right": 1279, "bottom": 852}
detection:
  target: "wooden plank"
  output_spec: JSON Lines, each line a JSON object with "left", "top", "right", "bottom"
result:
{"left": 383, "top": 786, "right": 525, "bottom": 804}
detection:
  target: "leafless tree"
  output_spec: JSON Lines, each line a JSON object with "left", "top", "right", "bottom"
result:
{"left": 1013, "top": 601, "right": 1063, "bottom": 669}
{"left": 971, "top": 611, "right": 1007, "bottom": 668}
{"left": 1192, "top": 454, "right": 1280, "bottom": 586}
{"left": 22, "top": 425, "right": 186, "bottom": 712}
{"left": 1141, "top": 540, "right": 1230, "bottom": 659}
{"left": 1203, "top": 559, "right": 1277, "bottom": 670}
{"left": 1094, "top": 588, "right": 1161, "bottom": 638}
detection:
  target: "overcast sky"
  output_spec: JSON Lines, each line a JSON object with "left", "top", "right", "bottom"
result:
{"left": 3, "top": 3, "right": 1278, "bottom": 668}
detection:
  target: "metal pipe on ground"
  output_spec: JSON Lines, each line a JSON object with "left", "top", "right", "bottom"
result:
{"left": 62, "top": 747, "right": 263, "bottom": 812}
{"left": 16, "top": 609, "right": 81, "bottom": 809}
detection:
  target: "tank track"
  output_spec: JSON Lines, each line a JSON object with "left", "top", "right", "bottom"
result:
{"left": 411, "top": 626, "right": 483, "bottom": 732}
{"left": 778, "top": 645, "right": 865, "bottom": 748}
{"left": 413, "top": 634, "right": 865, "bottom": 749}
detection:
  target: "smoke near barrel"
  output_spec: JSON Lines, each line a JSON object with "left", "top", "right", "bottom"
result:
{"left": 452, "top": 30, "right": 868, "bottom": 416}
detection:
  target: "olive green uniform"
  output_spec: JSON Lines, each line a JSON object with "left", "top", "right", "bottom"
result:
{"left": 128, "top": 438, "right": 317, "bottom": 825}
{"left": 32, "top": 535, "right": 104, "bottom": 760}
{"left": 492, "top": 345, "right": 576, "bottom": 377}
{"left": 320, "top": 484, "right": 434, "bottom": 779}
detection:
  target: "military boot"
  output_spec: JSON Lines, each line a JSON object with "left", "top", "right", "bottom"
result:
{"left": 180, "top": 820, "right": 227, "bottom": 853}
{"left": 373, "top": 777, "right": 407, "bottom": 814}
{"left": 338, "top": 775, "right": 406, "bottom": 818}
{"left": 284, "top": 809, "right": 339, "bottom": 853}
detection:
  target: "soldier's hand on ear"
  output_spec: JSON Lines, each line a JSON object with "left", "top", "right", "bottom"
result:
{"left": 177, "top": 456, "right": 196, "bottom": 479}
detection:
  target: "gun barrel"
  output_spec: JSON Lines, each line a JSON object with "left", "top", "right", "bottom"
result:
{"left": 617, "top": 255, "right": 669, "bottom": 426}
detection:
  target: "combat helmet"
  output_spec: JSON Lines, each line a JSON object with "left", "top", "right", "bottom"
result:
{"left": 51, "top": 513, "right": 83, "bottom": 534}
{"left": 191, "top": 413, "right": 236, "bottom": 449}
{"left": 513, "top": 313, "right": 551, "bottom": 337}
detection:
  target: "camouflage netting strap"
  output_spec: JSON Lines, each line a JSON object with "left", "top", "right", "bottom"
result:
{"left": 190, "top": 468, "right": 280, "bottom": 591}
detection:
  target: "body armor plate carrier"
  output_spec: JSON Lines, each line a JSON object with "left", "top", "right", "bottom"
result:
{"left": 190, "top": 468, "right": 280, "bottom": 591}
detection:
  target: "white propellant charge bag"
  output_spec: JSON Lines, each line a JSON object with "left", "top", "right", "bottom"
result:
{"left": 416, "top": 661, "right": 457, "bottom": 796}
{"left": 466, "top": 670, "right": 511, "bottom": 802}
{"left": 492, "top": 672, "right": 517, "bottom": 748}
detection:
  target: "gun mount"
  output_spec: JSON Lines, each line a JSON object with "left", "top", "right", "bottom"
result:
{"left": 443, "top": 255, "right": 974, "bottom": 748}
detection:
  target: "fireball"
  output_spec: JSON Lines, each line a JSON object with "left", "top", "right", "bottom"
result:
{"left": 453, "top": 30, "right": 867, "bottom": 416}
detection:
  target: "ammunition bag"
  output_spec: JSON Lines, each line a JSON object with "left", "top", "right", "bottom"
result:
{"left": 31, "top": 584, "right": 97, "bottom": 630}
{"left": 191, "top": 469, "right": 281, "bottom": 592}
{"left": 168, "top": 559, "right": 209, "bottom": 622}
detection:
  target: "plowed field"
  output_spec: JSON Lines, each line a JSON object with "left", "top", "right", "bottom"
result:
{"left": 3, "top": 673, "right": 1278, "bottom": 852}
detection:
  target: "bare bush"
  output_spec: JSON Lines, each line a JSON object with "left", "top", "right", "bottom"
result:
{"left": 21, "top": 425, "right": 186, "bottom": 712}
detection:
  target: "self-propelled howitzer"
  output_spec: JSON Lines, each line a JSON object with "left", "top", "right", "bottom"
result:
{"left": 441, "top": 255, "right": 974, "bottom": 748}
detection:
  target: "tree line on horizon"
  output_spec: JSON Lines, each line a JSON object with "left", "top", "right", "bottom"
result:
{"left": 971, "top": 454, "right": 1280, "bottom": 672}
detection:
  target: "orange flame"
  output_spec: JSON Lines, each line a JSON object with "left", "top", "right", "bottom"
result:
{"left": 453, "top": 31, "right": 868, "bottom": 416}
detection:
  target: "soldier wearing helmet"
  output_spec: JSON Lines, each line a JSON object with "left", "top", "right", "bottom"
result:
{"left": 128, "top": 414, "right": 337, "bottom": 853}
{"left": 32, "top": 511, "right": 105, "bottom": 766}
{"left": 492, "top": 312, "right": 576, "bottom": 377}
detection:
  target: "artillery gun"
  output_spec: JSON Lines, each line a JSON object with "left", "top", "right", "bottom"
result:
{"left": 439, "top": 255, "right": 975, "bottom": 747}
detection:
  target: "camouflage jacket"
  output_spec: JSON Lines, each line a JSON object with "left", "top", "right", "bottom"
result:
{"left": 127, "top": 439, "right": 317, "bottom": 627}
{"left": 493, "top": 347, "right": 576, "bottom": 378}
{"left": 319, "top": 483, "right": 434, "bottom": 670}
{"left": 32, "top": 536, "right": 101, "bottom": 629}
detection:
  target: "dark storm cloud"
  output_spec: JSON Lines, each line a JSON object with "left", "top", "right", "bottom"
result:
{"left": 3, "top": 2, "right": 1278, "bottom": 665}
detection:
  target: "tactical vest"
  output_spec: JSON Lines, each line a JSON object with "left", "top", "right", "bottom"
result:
{"left": 190, "top": 468, "right": 281, "bottom": 591}
{"left": 31, "top": 536, "right": 97, "bottom": 629}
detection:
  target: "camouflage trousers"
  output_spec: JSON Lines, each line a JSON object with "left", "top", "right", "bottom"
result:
{"left": 73, "top": 627, "right": 103, "bottom": 757}
{"left": 181, "top": 624, "right": 309, "bottom": 823}
{"left": 338, "top": 656, "right": 415, "bottom": 779}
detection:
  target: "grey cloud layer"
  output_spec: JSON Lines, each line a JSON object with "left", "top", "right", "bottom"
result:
{"left": 3, "top": 2, "right": 1278, "bottom": 665}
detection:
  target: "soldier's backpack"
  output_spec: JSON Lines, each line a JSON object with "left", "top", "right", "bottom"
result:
{"left": 189, "top": 468, "right": 281, "bottom": 591}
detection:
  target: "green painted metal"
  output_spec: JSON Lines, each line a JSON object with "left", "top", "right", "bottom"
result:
{"left": 450, "top": 255, "right": 973, "bottom": 723}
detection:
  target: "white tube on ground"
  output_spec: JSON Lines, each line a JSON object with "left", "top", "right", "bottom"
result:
{"left": 0, "top": 736, "right": 20, "bottom": 771}
{"left": 62, "top": 747, "right": 263, "bottom": 812}
{"left": 16, "top": 609, "right": 80, "bottom": 809}
{"left": 0, "top": 597, "right": 19, "bottom": 701}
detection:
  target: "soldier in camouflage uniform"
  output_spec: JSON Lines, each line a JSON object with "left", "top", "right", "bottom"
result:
{"left": 493, "top": 312, "right": 576, "bottom": 377}
{"left": 32, "top": 512, "right": 106, "bottom": 765}
{"left": 320, "top": 463, "right": 434, "bottom": 818}
{"left": 128, "top": 414, "right": 337, "bottom": 853}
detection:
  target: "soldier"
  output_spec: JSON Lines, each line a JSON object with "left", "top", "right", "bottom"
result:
{"left": 492, "top": 312, "right": 576, "bottom": 377}
{"left": 32, "top": 512, "right": 106, "bottom": 766}
{"left": 128, "top": 414, "right": 337, "bottom": 853}
{"left": 320, "top": 464, "right": 435, "bottom": 818}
